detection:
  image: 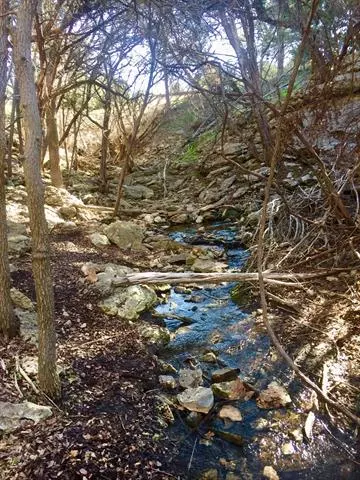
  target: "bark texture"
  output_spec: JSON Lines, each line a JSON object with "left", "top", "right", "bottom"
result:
{"left": 12, "top": 0, "right": 60, "bottom": 398}
{"left": 0, "top": 0, "right": 18, "bottom": 339}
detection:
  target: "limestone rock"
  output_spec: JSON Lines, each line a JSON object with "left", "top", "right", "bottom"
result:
{"left": 8, "top": 234, "right": 30, "bottom": 255}
{"left": 104, "top": 221, "right": 144, "bottom": 250}
{"left": 263, "top": 466, "right": 279, "bottom": 480}
{"left": 211, "top": 367, "right": 240, "bottom": 383}
{"left": 170, "top": 213, "right": 189, "bottom": 224}
{"left": 0, "top": 401, "right": 52, "bottom": 432}
{"left": 58, "top": 205, "right": 77, "bottom": 219}
{"left": 10, "top": 288, "right": 34, "bottom": 311}
{"left": 257, "top": 382, "right": 291, "bottom": 409}
{"left": 185, "top": 411, "right": 203, "bottom": 428}
{"left": 177, "top": 387, "right": 214, "bottom": 414}
{"left": 191, "top": 258, "right": 227, "bottom": 273}
{"left": 99, "top": 285, "right": 158, "bottom": 320}
{"left": 123, "top": 185, "right": 154, "bottom": 200}
{"left": 140, "top": 324, "right": 171, "bottom": 347}
{"left": 179, "top": 368, "right": 203, "bottom": 389}
{"left": 218, "top": 405, "right": 242, "bottom": 422}
{"left": 212, "top": 378, "right": 248, "bottom": 400}
{"left": 213, "top": 429, "right": 243, "bottom": 446}
{"left": 88, "top": 232, "right": 110, "bottom": 247}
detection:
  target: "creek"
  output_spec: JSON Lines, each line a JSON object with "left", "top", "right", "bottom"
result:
{"left": 150, "top": 222, "right": 359, "bottom": 480}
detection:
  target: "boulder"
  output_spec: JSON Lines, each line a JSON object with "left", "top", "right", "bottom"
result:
{"left": 177, "top": 387, "right": 214, "bottom": 414}
{"left": 179, "top": 368, "right": 203, "bottom": 389}
{"left": 104, "top": 221, "right": 144, "bottom": 250}
{"left": 0, "top": 401, "right": 52, "bottom": 432}
{"left": 199, "top": 469, "right": 219, "bottom": 480}
{"left": 211, "top": 368, "right": 240, "bottom": 383}
{"left": 213, "top": 429, "right": 243, "bottom": 446}
{"left": 257, "top": 382, "right": 291, "bottom": 409}
{"left": 200, "top": 352, "right": 218, "bottom": 363}
{"left": 169, "top": 213, "right": 189, "bottom": 224}
{"left": 99, "top": 285, "right": 158, "bottom": 320}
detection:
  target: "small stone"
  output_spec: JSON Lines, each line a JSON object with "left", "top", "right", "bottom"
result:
{"left": 88, "top": 233, "right": 110, "bottom": 247}
{"left": 179, "top": 368, "right": 203, "bottom": 389}
{"left": 257, "top": 382, "right": 291, "bottom": 409}
{"left": 158, "top": 375, "right": 177, "bottom": 390}
{"left": 263, "top": 466, "right": 279, "bottom": 480}
{"left": 211, "top": 368, "right": 240, "bottom": 383}
{"left": 281, "top": 442, "right": 295, "bottom": 455}
{"left": 218, "top": 405, "right": 242, "bottom": 422}
{"left": 212, "top": 378, "right": 247, "bottom": 400}
{"left": 291, "top": 428, "right": 303, "bottom": 442}
{"left": 177, "top": 387, "right": 214, "bottom": 414}
{"left": 200, "top": 352, "right": 218, "bottom": 363}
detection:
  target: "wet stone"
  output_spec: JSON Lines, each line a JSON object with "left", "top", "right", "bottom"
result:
{"left": 177, "top": 387, "right": 214, "bottom": 414}
{"left": 200, "top": 352, "right": 218, "bottom": 363}
{"left": 211, "top": 367, "right": 240, "bottom": 383}
{"left": 179, "top": 368, "right": 203, "bottom": 389}
{"left": 212, "top": 378, "right": 248, "bottom": 400}
{"left": 213, "top": 429, "right": 243, "bottom": 446}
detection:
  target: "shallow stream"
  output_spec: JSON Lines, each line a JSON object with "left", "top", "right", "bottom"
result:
{"left": 152, "top": 222, "right": 359, "bottom": 480}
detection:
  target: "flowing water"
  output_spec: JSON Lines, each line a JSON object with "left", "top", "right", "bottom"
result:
{"left": 152, "top": 222, "right": 359, "bottom": 479}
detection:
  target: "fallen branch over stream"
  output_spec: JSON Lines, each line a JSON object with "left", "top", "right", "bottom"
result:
{"left": 111, "top": 268, "right": 356, "bottom": 286}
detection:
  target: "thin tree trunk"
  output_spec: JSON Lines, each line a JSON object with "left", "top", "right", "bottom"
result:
{"left": 7, "top": 84, "right": 15, "bottom": 178}
{"left": 45, "top": 97, "right": 63, "bottom": 187}
{"left": 100, "top": 87, "right": 111, "bottom": 193}
{"left": 12, "top": 0, "right": 60, "bottom": 398}
{"left": 0, "top": 0, "right": 18, "bottom": 339}
{"left": 14, "top": 80, "right": 24, "bottom": 156}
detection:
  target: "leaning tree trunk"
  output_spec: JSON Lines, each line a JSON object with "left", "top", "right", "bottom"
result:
{"left": 12, "top": 0, "right": 60, "bottom": 398}
{"left": 0, "top": 0, "right": 18, "bottom": 339}
{"left": 99, "top": 87, "right": 111, "bottom": 193}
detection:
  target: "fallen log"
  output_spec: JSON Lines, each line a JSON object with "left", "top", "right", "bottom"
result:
{"left": 111, "top": 268, "right": 355, "bottom": 286}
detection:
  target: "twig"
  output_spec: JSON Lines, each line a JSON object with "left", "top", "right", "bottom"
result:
{"left": 188, "top": 437, "right": 198, "bottom": 473}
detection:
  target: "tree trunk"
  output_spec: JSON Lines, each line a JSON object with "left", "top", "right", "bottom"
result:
{"left": 0, "top": 0, "right": 18, "bottom": 339}
{"left": 7, "top": 83, "right": 15, "bottom": 178}
{"left": 12, "top": 0, "right": 60, "bottom": 398}
{"left": 45, "top": 97, "right": 63, "bottom": 187}
{"left": 14, "top": 80, "right": 24, "bottom": 157}
{"left": 100, "top": 88, "right": 111, "bottom": 193}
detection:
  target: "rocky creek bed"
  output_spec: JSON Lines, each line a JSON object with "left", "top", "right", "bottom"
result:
{"left": 149, "top": 223, "right": 360, "bottom": 480}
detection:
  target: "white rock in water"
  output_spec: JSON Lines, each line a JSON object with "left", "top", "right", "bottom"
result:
{"left": 177, "top": 387, "right": 214, "bottom": 414}
{"left": 257, "top": 381, "right": 291, "bottom": 409}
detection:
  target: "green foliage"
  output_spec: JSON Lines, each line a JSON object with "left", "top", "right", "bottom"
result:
{"left": 176, "top": 128, "right": 217, "bottom": 164}
{"left": 178, "top": 142, "right": 198, "bottom": 164}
